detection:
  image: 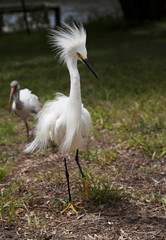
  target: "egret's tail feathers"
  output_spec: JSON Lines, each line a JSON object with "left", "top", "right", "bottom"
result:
{"left": 24, "top": 94, "right": 68, "bottom": 154}
{"left": 24, "top": 137, "right": 48, "bottom": 154}
{"left": 24, "top": 138, "right": 38, "bottom": 154}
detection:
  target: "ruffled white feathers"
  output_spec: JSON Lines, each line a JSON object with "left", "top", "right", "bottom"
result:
{"left": 24, "top": 23, "right": 92, "bottom": 155}
{"left": 24, "top": 94, "right": 92, "bottom": 155}
{"left": 49, "top": 23, "right": 87, "bottom": 63}
{"left": 24, "top": 93, "right": 67, "bottom": 153}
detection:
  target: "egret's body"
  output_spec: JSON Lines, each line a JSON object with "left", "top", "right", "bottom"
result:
{"left": 9, "top": 81, "right": 40, "bottom": 141}
{"left": 24, "top": 24, "right": 97, "bottom": 213}
{"left": 27, "top": 93, "right": 91, "bottom": 154}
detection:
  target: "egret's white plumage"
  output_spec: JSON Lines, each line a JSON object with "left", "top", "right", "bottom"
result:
{"left": 24, "top": 24, "right": 92, "bottom": 155}
{"left": 25, "top": 93, "right": 91, "bottom": 154}
{"left": 9, "top": 81, "right": 40, "bottom": 140}
{"left": 24, "top": 23, "right": 97, "bottom": 213}
{"left": 49, "top": 23, "right": 87, "bottom": 64}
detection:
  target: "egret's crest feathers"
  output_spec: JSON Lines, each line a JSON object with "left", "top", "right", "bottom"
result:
{"left": 49, "top": 23, "right": 87, "bottom": 63}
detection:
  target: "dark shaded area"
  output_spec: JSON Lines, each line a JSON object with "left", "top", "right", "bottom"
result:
{"left": 21, "top": 0, "right": 30, "bottom": 34}
{"left": 119, "top": 0, "right": 166, "bottom": 21}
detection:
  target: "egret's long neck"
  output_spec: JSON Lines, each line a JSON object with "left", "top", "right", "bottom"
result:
{"left": 67, "top": 57, "right": 81, "bottom": 109}
{"left": 14, "top": 89, "right": 23, "bottom": 110}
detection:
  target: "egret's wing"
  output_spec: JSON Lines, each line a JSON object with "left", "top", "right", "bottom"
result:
{"left": 81, "top": 106, "right": 92, "bottom": 138}
{"left": 24, "top": 94, "right": 68, "bottom": 153}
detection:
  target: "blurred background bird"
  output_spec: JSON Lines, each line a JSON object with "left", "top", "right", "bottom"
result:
{"left": 24, "top": 23, "right": 98, "bottom": 213}
{"left": 9, "top": 80, "right": 40, "bottom": 141}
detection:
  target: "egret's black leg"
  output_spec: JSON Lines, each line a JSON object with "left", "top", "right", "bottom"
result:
{"left": 75, "top": 149, "right": 85, "bottom": 178}
{"left": 75, "top": 149, "right": 89, "bottom": 200}
{"left": 24, "top": 120, "right": 29, "bottom": 141}
{"left": 61, "top": 158, "right": 83, "bottom": 214}
{"left": 64, "top": 157, "right": 71, "bottom": 202}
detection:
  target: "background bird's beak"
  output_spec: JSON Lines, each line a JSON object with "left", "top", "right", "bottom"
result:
{"left": 8, "top": 87, "right": 15, "bottom": 112}
{"left": 82, "top": 58, "right": 98, "bottom": 79}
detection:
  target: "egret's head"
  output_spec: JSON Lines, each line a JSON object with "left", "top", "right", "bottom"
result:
{"left": 49, "top": 23, "right": 98, "bottom": 79}
{"left": 49, "top": 23, "right": 86, "bottom": 62}
{"left": 9, "top": 80, "right": 20, "bottom": 112}
{"left": 76, "top": 52, "right": 98, "bottom": 79}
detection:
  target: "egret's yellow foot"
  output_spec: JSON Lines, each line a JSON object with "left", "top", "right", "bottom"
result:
{"left": 61, "top": 202, "right": 83, "bottom": 214}
{"left": 83, "top": 179, "right": 89, "bottom": 200}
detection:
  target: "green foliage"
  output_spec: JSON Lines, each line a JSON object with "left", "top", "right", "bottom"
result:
{"left": 125, "top": 188, "right": 166, "bottom": 205}
{"left": 0, "top": 115, "right": 16, "bottom": 143}
{"left": 34, "top": 213, "right": 40, "bottom": 228}
{"left": 150, "top": 190, "right": 166, "bottom": 204}
{"left": 89, "top": 180, "right": 124, "bottom": 205}
{"left": 0, "top": 111, "right": 25, "bottom": 144}
{"left": 54, "top": 171, "right": 65, "bottom": 184}
{"left": 0, "top": 182, "right": 33, "bottom": 222}
{"left": 80, "top": 148, "right": 117, "bottom": 166}
{"left": 0, "top": 188, "right": 19, "bottom": 222}
{"left": 0, "top": 164, "right": 8, "bottom": 181}
{"left": 74, "top": 167, "right": 123, "bottom": 205}
{"left": 136, "top": 167, "right": 155, "bottom": 174}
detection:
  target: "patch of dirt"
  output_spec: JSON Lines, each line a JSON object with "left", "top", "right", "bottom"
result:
{"left": 0, "top": 131, "right": 166, "bottom": 240}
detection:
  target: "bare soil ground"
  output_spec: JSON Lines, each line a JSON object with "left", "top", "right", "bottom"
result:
{"left": 0, "top": 130, "right": 166, "bottom": 240}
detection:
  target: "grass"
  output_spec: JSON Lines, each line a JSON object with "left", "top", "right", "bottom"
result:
{"left": 1, "top": 21, "right": 166, "bottom": 157}
{"left": 126, "top": 188, "right": 166, "bottom": 205}
{"left": 89, "top": 181, "right": 124, "bottom": 205}
{"left": 71, "top": 166, "right": 123, "bottom": 205}
{"left": 0, "top": 151, "right": 13, "bottom": 181}
{"left": 87, "top": 171, "right": 124, "bottom": 205}
{"left": 80, "top": 147, "right": 117, "bottom": 166}
{"left": 0, "top": 19, "right": 166, "bottom": 222}
{"left": 0, "top": 185, "right": 25, "bottom": 222}
{"left": 0, "top": 165, "right": 8, "bottom": 181}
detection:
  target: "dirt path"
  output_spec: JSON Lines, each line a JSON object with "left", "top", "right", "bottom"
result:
{"left": 0, "top": 134, "right": 165, "bottom": 239}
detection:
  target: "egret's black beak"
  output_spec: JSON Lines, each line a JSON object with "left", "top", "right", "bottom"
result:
{"left": 82, "top": 58, "right": 98, "bottom": 79}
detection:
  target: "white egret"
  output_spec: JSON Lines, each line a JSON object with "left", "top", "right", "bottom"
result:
{"left": 9, "top": 80, "right": 40, "bottom": 141}
{"left": 24, "top": 23, "right": 98, "bottom": 213}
